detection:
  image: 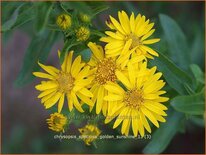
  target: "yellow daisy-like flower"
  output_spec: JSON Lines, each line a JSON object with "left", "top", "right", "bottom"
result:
{"left": 104, "top": 62, "right": 169, "bottom": 137}
{"left": 56, "top": 14, "right": 72, "bottom": 30}
{"left": 47, "top": 112, "right": 67, "bottom": 132}
{"left": 101, "top": 10, "right": 160, "bottom": 60}
{"left": 75, "top": 26, "right": 90, "bottom": 41}
{"left": 87, "top": 42, "right": 143, "bottom": 115}
{"left": 79, "top": 124, "right": 101, "bottom": 145}
{"left": 33, "top": 51, "right": 93, "bottom": 113}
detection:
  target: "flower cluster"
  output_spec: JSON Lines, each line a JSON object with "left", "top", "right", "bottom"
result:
{"left": 33, "top": 10, "right": 169, "bottom": 145}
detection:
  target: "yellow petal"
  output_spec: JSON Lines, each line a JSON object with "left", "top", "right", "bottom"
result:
{"left": 115, "top": 70, "right": 132, "bottom": 89}
{"left": 138, "top": 118, "right": 145, "bottom": 137}
{"left": 118, "top": 11, "right": 130, "bottom": 34}
{"left": 76, "top": 66, "right": 90, "bottom": 80}
{"left": 130, "top": 12, "right": 135, "bottom": 32}
{"left": 141, "top": 45, "right": 159, "bottom": 57}
{"left": 88, "top": 42, "right": 104, "bottom": 60}
{"left": 71, "top": 56, "right": 83, "bottom": 77}
{"left": 96, "top": 86, "right": 104, "bottom": 114}
{"left": 152, "top": 112, "right": 166, "bottom": 122}
{"left": 120, "top": 39, "right": 132, "bottom": 55}
{"left": 128, "top": 62, "right": 136, "bottom": 87}
{"left": 140, "top": 111, "right": 151, "bottom": 133}
{"left": 141, "top": 29, "right": 155, "bottom": 41}
{"left": 44, "top": 92, "right": 62, "bottom": 109}
{"left": 109, "top": 15, "right": 126, "bottom": 35}
{"left": 104, "top": 94, "right": 123, "bottom": 101}
{"left": 33, "top": 72, "right": 54, "bottom": 80}
{"left": 38, "top": 88, "right": 56, "bottom": 98}
{"left": 41, "top": 91, "right": 57, "bottom": 103}
{"left": 66, "top": 51, "right": 74, "bottom": 73}
{"left": 76, "top": 92, "right": 94, "bottom": 106}
{"left": 79, "top": 88, "right": 93, "bottom": 97}
{"left": 144, "top": 103, "right": 167, "bottom": 116}
{"left": 35, "top": 82, "right": 58, "bottom": 91}
{"left": 105, "top": 31, "right": 124, "bottom": 40}
{"left": 104, "top": 83, "right": 124, "bottom": 95}
{"left": 141, "top": 107, "right": 159, "bottom": 128}
{"left": 58, "top": 94, "right": 65, "bottom": 113}
{"left": 142, "top": 38, "right": 160, "bottom": 44}
{"left": 38, "top": 62, "right": 58, "bottom": 76}
{"left": 71, "top": 92, "right": 84, "bottom": 112}
{"left": 67, "top": 93, "right": 73, "bottom": 112}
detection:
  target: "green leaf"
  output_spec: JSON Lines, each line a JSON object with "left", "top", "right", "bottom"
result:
{"left": 11, "top": 4, "right": 35, "bottom": 30}
{"left": 1, "top": 3, "right": 25, "bottom": 32}
{"left": 143, "top": 110, "right": 184, "bottom": 154}
{"left": 190, "top": 64, "right": 205, "bottom": 84}
{"left": 76, "top": 48, "right": 92, "bottom": 62}
{"left": 34, "top": 2, "right": 53, "bottom": 34}
{"left": 189, "top": 115, "right": 205, "bottom": 128}
{"left": 159, "top": 14, "right": 190, "bottom": 70}
{"left": 14, "top": 31, "right": 57, "bottom": 87}
{"left": 91, "top": 5, "right": 109, "bottom": 17}
{"left": 190, "top": 30, "right": 204, "bottom": 68}
{"left": 91, "top": 30, "right": 106, "bottom": 37}
{"left": 149, "top": 52, "right": 193, "bottom": 95}
{"left": 171, "top": 89, "right": 205, "bottom": 115}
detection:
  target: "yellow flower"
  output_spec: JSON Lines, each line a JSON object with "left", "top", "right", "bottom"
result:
{"left": 101, "top": 11, "right": 160, "bottom": 60}
{"left": 75, "top": 26, "right": 90, "bottom": 41}
{"left": 79, "top": 13, "right": 91, "bottom": 23}
{"left": 87, "top": 42, "right": 143, "bottom": 115}
{"left": 47, "top": 112, "right": 67, "bottom": 132}
{"left": 56, "top": 14, "right": 72, "bottom": 30}
{"left": 33, "top": 51, "right": 93, "bottom": 113}
{"left": 104, "top": 62, "right": 169, "bottom": 137}
{"left": 79, "top": 124, "right": 101, "bottom": 145}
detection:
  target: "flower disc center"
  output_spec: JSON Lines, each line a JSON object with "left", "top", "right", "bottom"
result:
{"left": 124, "top": 89, "right": 144, "bottom": 109}
{"left": 57, "top": 72, "right": 74, "bottom": 93}
{"left": 96, "top": 58, "right": 117, "bottom": 85}
{"left": 126, "top": 33, "right": 141, "bottom": 49}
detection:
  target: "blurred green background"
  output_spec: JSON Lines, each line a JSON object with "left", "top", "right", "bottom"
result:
{"left": 1, "top": 1, "right": 205, "bottom": 154}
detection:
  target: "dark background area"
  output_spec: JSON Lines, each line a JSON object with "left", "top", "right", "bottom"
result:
{"left": 2, "top": 1, "right": 205, "bottom": 154}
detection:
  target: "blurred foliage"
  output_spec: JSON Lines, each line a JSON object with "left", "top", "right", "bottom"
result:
{"left": 2, "top": 1, "right": 205, "bottom": 154}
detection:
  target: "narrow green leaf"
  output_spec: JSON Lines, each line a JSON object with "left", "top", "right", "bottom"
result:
{"left": 143, "top": 110, "right": 184, "bottom": 154}
{"left": 171, "top": 90, "right": 205, "bottom": 115}
{"left": 34, "top": 2, "right": 53, "bottom": 34}
{"left": 159, "top": 14, "right": 190, "bottom": 70}
{"left": 190, "top": 64, "right": 205, "bottom": 84}
{"left": 149, "top": 52, "right": 193, "bottom": 95}
{"left": 14, "top": 31, "right": 57, "bottom": 87}
{"left": 91, "top": 30, "right": 106, "bottom": 37}
{"left": 11, "top": 5, "right": 35, "bottom": 29}
{"left": 91, "top": 5, "right": 109, "bottom": 17}
{"left": 1, "top": 3, "right": 25, "bottom": 32}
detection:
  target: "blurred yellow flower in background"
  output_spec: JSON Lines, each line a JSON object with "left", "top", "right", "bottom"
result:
{"left": 104, "top": 61, "right": 169, "bottom": 137}
{"left": 33, "top": 51, "right": 93, "bottom": 113}
{"left": 56, "top": 14, "right": 72, "bottom": 30}
{"left": 47, "top": 112, "right": 67, "bottom": 132}
{"left": 101, "top": 11, "right": 160, "bottom": 60}
{"left": 79, "top": 124, "right": 101, "bottom": 145}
